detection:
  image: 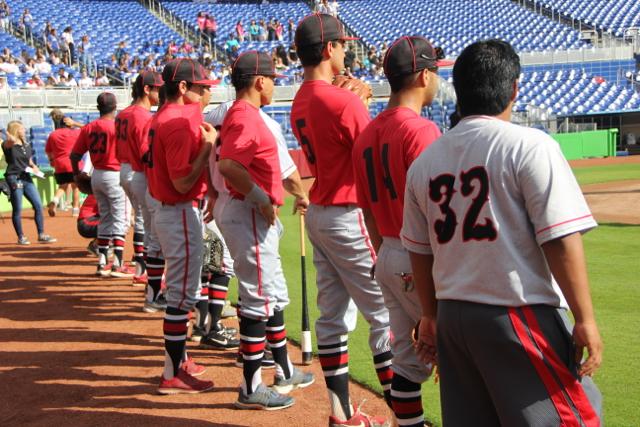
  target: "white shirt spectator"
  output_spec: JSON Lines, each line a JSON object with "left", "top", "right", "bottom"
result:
{"left": 34, "top": 59, "right": 51, "bottom": 75}
{"left": 65, "top": 76, "right": 78, "bottom": 87}
{"left": 95, "top": 74, "right": 109, "bottom": 86}
{"left": 79, "top": 75, "right": 93, "bottom": 88}
{"left": 0, "top": 61, "right": 20, "bottom": 74}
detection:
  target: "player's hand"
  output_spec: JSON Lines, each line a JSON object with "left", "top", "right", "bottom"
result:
{"left": 573, "top": 320, "right": 603, "bottom": 377}
{"left": 413, "top": 315, "right": 438, "bottom": 366}
{"left": 200, "top": 122, "right": 217, "bottom": 147}
{"left": 259, "top": 203, "right": 277, "bottom": 226}
{"left": 293, "top": 195, "right": 309, "bottom": 215}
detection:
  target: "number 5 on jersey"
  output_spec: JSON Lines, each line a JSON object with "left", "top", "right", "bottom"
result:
{"left": 429, "top": 166, "right": 498, "bottom": 244}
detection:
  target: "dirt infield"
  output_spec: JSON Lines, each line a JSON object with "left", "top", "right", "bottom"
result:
{"left": 0, "top": 214, "right": 390, "bottom": 426}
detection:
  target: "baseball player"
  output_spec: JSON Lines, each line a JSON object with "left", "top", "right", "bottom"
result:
{"left": 70, "top": 93, "right": 132, "bottom": 278}
{"left": 116, "top": 72, "right": 163, "bottom": 283}
{"left": 291, "top": 13, "right": 392, "bottom": 426}
{"left": 403, "top": 39, "right": 602, "bottom": 426}
{"left": 146, "top": 58, "right": 217, "bottom": 395}
{"left": 217, "top": 50, "right": 313, "bottom": 410}
{"left": 353, "top": 36, "right": 449, "bottom": 427}
{"left": 45, "top": 109, "right": 82, "bottom": 217}
{"left": 116, "top": 71, "right": 164, "bottom": 292}
{"left": 205, "top": 101, "right": 306, "bottom": 362}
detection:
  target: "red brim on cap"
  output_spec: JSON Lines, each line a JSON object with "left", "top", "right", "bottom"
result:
{"left": 194, "top": 79, "right": 220, "bottom": 86}
{"left": 436, "top": 59, "right": 455, "bottom": 67}
{"left": 274, "top": 73, "right": 286, "bottom": 79}
{"left": 342, "top": 36, "right": 359, "bottom": 41}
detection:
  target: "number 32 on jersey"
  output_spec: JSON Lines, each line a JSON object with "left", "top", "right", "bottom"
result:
{"left": 429, "top": 166, "right": 498, "bottom": 244}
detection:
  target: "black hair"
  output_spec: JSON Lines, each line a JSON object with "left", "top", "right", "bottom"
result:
{"left": 387, "top": 71, "right": 421, "bottom": 94}
{"left": 297, "top": 40, "right": 340, "bottom": 67}
{"left": 131, "top": 80, "right": 143, "bottom": 101}
{"left": 231, "top": 74, "right": 256, "bottom": 92}
{"left": 163, "top": 80, "right": 182, "bottom": 100}
{"left": 98, "top": 104, "right": 116, "bottom": 116}
{"left": 453, "top": 39, "right": 520, "bottom": 117}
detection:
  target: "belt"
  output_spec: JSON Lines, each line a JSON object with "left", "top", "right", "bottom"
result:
{"left": 161, "top": 199, "right": 203, "bottom": 208}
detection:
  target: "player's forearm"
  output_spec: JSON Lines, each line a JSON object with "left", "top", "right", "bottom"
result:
{"left": 218, "top": 159, "right": 255, "bottom": 196}
{"left": 172, "top": 144, "right": 211, "bottom": 194}
{"left": 70, "top": 153, "right": 83, "bottom": 175}
{"left": 282, "top": 170, "right": 306, "bottom": 200}
{"left": 362, "top": 208, "right": 382, "bottom": 253}
{"left": 541, "top": 232, "right": 597, "bottom": 324}
{"left": 409, "top": 251, "right": 437, "bottom": 318}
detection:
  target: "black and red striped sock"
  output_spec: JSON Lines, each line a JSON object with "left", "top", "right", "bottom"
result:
{"left": 146, "top": 256, "right": 164, "bottom": 301}
{"left": 239, "top": 315, "right": 265, "bottom": 394}
{"left": 266, "top": 309, "right": 292, "bottom": 379}
{"left": 163, "top": 306, "right": 189, "bottom": 377}
{"left": 132, "top": 232, "right": 145, "bottom": 275}
{"left": 208, "top": 273, "right": 229, "bottom": 326}
{"left": 319, "top": 339, "right": 351, "bottom": 419}
{"left": 374, "top": 350, "right": 394, "bottom": 408}
{"left": 112, "top": 235, "right": 125, "bottom": 267}
{"left": 391, "top": 373, "right": 424, "bottom": 427}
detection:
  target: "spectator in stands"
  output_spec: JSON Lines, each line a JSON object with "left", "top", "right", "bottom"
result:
{"left": 0, "top": 1, "right": 9, "bottom": 32}
{"left": 318, "top": 0, "right": 331, "bottom": 15}
{"left": 32, "top": 54, "right": 50, "bottom": 75}
{"left": 1, "top": 120, "right": 56, "bottom": 245}
{"left": 0, "top": 73, "right": 6, "bottom": 90}
{"left": 1, "top": 48, "right": 10, "bottom": 62}
{"left": 205, "top": 13, "right": 217, "bottom": 40}
{"left": 78, "top": 34, "right": 93, "bottom": 74}
{"left": 0, "top": 57, "right": 20, "bottom": 74}
{"left": 224, "top": 34, "right": 240, "bottom": 52}
{"left": 65, "top": 74, "right": 78, "bottom": 87}
{"left": 45, "top": 28, "right": 61, "bottom": 55}
{"left": 196, "top": 11, "right": 206, "bottom": 34}
{"left": 236, "top": 20, "right": 245, "bottom": 42}
{"left": 287, "top": 18, "right": 295, "bottom": 42}
{"left": 22, "top": 58, "right": 36, "bottom": 75}
{"left": 249, "top": 20, "right": 259, "bottom": 41}
{"left": 287, "top": 42, "right": 298, "bottom": 63}
{"left": 95, "top": 70, "right": 109, "bottom": 86}
{"left": 267, "top": 18, "right": 277, "bottom": 41}
{"left": 275, "top": 19, "right": 284, "bottom": 41}
{"left": 167, "top": 40, "right": 178, "bottom": 55}
{"left": 115, "top": 41, "right": 128, "bottom": 63}
{"left": 20, "top": 8, "right": 34, "bottom": 39}
{"left": 45, "top": 76, "right": 57, "bottom": 88}
{"left": 61, "top": 26, "right": 74, "bottom": 65}
{"left": 258, "top": 19, "right": 267, "bottom": 41}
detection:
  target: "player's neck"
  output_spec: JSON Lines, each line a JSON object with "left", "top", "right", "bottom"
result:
{"left": 236, "top": 90, "right": 261, "bottom": 109}
{"left": 134, "top": 97, "right": 152, "bottom": 111}
{"left": 387, "top": 92, "right": 424, "bottom": 116}
{"left": 302, "top": 63, "right": 334, "bottom": 84}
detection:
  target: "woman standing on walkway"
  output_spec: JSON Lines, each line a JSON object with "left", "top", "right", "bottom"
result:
{"left": 2, "top": 120, "right": 56, "bottom": 245}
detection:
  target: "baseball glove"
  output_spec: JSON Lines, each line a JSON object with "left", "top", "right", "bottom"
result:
{"left": 333, "top": 75, "right": 373, "bottom": 105}
{"left": 74, "top": 172, "right": 92, "bottom": 194}
{"left": 202, "top": 228, "right": 225, "bottom": 275}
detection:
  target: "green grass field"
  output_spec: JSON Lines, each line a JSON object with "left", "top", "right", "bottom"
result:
{"left": 229, "top": 162, "right": 640, "bottom": 426}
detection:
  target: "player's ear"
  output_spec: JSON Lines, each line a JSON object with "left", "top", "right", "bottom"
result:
{"left": 255, "top": 75, "right": 264, "bottom": 91}
{"left": 418, "top": 68, "right": 429, "bottom": 88}
{"left": 323, "top": 41, "right": 333, "bottom": 60}
{"left": 178, "top": 80, "right": 188, "bottom": 95}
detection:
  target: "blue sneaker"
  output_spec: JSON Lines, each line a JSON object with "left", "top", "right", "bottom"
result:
{"left": 272, "top": 367, "right": 315, "bottom": 394}
{"left": 235, "top": 383, "right": 294, "bottom": 410}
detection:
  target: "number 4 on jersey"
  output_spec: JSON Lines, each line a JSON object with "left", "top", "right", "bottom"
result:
{"left": 429, "top": 166, "right": 497, "bottom": 244}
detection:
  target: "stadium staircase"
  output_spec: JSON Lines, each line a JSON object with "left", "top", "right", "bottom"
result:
{"left": 138, "top": 0, "right": 225, "bottom": 61}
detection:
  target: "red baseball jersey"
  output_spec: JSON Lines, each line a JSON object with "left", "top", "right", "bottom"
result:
{"left": 146, "top": 102, "right": 207, "bottom": 204}
{"left": 291, "top": 80, "right": 371, "bottom": 206}
{"left": 78, "top": 194, "right": 99, "bottom": 222}
{"left": 116, "top": 104, "right": 153, "bottom": 172}
{"left": 71, "top": 118, "right": 120, "bottom": 171}
{"left": 353, "top": 107, "right": 441, "bottom": 237}
{"left": 45, "top": 127, "right": 79, "bottom": 173}
{"left": 219, "top": 99, "right": 283, "bottom": 206}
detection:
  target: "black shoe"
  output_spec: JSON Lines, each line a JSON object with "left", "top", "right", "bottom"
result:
{"left": 200, "top": 328, "right": 240, "bottom": 350}
{"left": 235, "top": 348, "right": 276, "bottom": 369}
{"left": 213, "top": 321, "right": 237, "bottom": 336}
{"left": 143, "top": 294, "right": 167, "bottom": 313}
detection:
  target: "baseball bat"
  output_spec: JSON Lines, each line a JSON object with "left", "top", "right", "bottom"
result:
{"left": 300, "top": 214, "right": 313, "bottom": 365}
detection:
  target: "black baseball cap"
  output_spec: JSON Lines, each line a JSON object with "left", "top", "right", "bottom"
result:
{"left": 162, "top": 58, "right": 217, "bottom": 86}
{"left": 383, "top": 36, "right": 455, "bottom": 77}
{"left": 135, "top": 71, "right": 164, "bottom": 89}
{"left": 97, "top": 92, "right": 117, "bottom": 113}
{"left": 295, "top": 13, "right": 358, "bottom": 47}
{"left": 231, "top": 50, "right": 285, "bottom": 79}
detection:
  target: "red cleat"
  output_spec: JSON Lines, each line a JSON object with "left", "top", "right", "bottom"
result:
{"left": 132, "top": 273, "right": 148, "bottom": 287}
{"left": 158, "top": 369, "right": 213, "bottom": 395}
{"left": 181, "top": 356, "right": 207, "bottom": 377}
